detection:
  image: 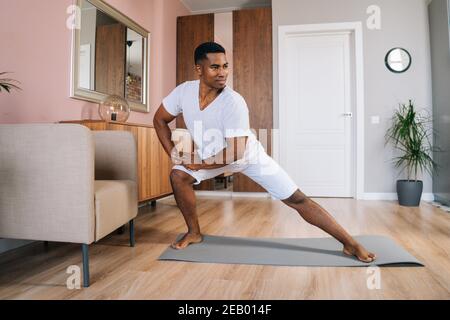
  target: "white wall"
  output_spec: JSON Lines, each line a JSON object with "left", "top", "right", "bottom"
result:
{"left": 273, "top": 0, "right": 433, "bottom": 194}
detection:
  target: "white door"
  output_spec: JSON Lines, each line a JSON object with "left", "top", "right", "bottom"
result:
{"left": 280, "top": 32, "right": 354, "bottom": 197}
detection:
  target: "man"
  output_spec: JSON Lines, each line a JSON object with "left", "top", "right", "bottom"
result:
{"left": 153, "top": 42, "right": 376, "bottom": 263}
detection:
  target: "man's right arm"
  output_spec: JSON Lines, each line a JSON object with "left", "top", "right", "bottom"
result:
{"left": 153, "top": 104, "right": 178, "bottom": 159}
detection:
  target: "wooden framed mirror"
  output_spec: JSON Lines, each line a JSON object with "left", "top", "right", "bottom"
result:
{"left": 71, "top": 0, "right": 150, "bottom": 112}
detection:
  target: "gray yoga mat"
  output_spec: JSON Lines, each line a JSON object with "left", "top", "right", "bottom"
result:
{"left": 158, "top": 234, "right": 424, "bottom": 267}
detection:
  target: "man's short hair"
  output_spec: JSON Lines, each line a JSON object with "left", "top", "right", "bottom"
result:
{"left": 194, "top": 42, "right": 226, "bottom": 65}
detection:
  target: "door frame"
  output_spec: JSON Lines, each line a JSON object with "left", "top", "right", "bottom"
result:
{"left": 277, "top": 22, "right": 365, "bottom": 199}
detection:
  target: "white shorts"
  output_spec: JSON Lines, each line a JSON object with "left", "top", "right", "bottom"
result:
{"left": 172, "top": 136, "right": 299, "bottom": 200}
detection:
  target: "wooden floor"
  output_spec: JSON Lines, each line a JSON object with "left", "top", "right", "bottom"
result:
{"left": 0, "top": 195, "right": 449, "bottom": 300}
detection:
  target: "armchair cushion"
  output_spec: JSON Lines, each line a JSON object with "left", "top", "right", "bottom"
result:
{"left": 94, "top": 180, "right": 137, "bottom": 241}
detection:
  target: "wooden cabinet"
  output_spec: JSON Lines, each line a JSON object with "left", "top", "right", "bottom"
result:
{"left": 60, "top": 120, "right": 173, "bottom": 203}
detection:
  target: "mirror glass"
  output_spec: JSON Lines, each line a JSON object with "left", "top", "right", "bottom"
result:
{"left": 72, "top": 0, "right": 149, "bottom": 112}
{"left": 385, "top": 48, "right": 412, "bottom": 73}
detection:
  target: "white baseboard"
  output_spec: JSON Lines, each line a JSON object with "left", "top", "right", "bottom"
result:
{"left": 194, "top": 190, "right": 232, "bottom": 197}
{"left": 194, "top": 191, "right": 271, "bottom": 198}
{"left": 362, "top": 193, "right": 435, "bottom": 201}
{"left": 232, "top": 192, "right": 271, "bottom": 198}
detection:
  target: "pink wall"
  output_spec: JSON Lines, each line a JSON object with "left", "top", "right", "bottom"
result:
{"left": 0, "top": 0, "right": 190, "bottom": 125}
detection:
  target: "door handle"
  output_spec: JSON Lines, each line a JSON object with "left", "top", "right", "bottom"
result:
{"left": 342, "top": 112, "right": 353, "bottom": 118}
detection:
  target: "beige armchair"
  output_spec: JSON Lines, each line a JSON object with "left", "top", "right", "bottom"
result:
{"left": 0, "top": 124, "right": 138, "bottom": 287}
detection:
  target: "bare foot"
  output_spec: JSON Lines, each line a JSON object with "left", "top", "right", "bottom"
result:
{"left": 171, "top": 233, "right": 203, "bottom": 250}
{"left": 343, "top": 242, "right": 377, "bottom": 263}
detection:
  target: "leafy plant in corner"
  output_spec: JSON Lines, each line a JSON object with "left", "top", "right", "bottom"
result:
{"left": 0, "top": 72, "right": 21, "bottom": 93}
{"left": 385, "top": 100, "right": 441, "bottom": 206}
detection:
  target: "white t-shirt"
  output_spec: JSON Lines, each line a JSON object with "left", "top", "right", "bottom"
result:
{"left": 162, "top": 80, "right": 258, "bottom": 160}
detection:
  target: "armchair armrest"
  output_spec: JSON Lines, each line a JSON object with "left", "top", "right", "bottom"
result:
{"left": 93, "top": 131, "right": 137, "bottom": 183}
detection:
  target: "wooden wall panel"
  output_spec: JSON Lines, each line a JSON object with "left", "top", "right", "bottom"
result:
{"left": 233, "top": 8, "right": 273, "bottom": 193}
{"left": 176, "top": 14, "right": 214, "bottom": 129}
{"left": 176, "top": 14, "right": 215, "bottom": 190}
{"left": 95, "top": 24, "right": 126, "bottom": 97}
{"left": 176, "top": 14, "right": 215, "bottom": 84}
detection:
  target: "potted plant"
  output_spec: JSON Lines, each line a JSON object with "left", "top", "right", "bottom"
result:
{"left": 0, "top": 72, "right": 21, "bottom": 93}
{"left": 385, "top": 100, "right": 440, "bottom": 206}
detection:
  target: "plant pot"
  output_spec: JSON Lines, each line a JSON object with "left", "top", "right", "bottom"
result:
{"left": 396, "top": 180, "right": 423, "bottom": 207}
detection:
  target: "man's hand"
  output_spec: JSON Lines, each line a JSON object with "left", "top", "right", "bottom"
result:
{"left": 170, "top": 136, "right": 250, "bottom": 171}
{"left": 170, "top": 148, "right": 184, "bottom": 165}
